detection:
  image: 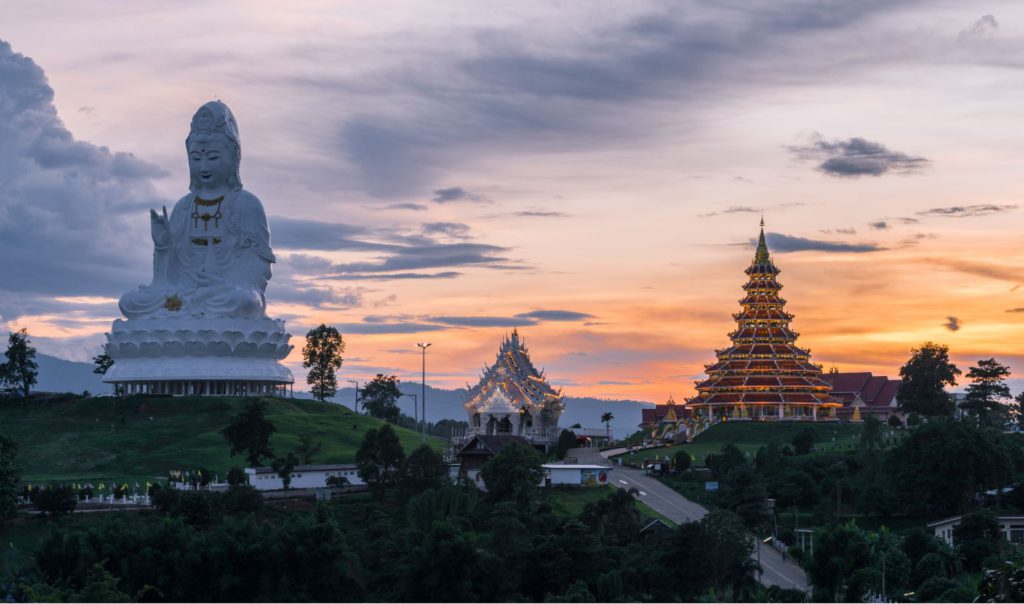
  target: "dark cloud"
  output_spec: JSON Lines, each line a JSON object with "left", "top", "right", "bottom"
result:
{"left": 836, "top": 228, "right": 857, "bottom": 235}
{"left": 895, "top": 217, "right": 920, "bottom": 224}
{"left": 333, "top": 3, "right": 911, "bottom": 196}
{"left": 700, "top": 205, "right": 761, "bottom": 218}
{"left": 427, "top": 315, "right": 536, "bottom": 328}
{"left": 511, "top": 210, "right": 568, "bottom": 218}
{"left": 0, "top": 40, "right": 172, "bottom": 306}
{"left": 1006, "top": 308, "right": 1024, "bottom": 314}
{"left": 959, "top": 15, "right": 998, "bottom": 41}
{"left": 916, "top": 204, "right": 1017, "bottom": 218}
{"left": 381, "top": 203, "right": 428, "bottom": 211}
{"left": 516, "top": 310, "right": 594, "bottom": 322}
{"left": 788, "top": 135, "right": 929, "bottom": 177}
{"left": 431, "top": 187, "right": 487, "bottom": 204}
{"left": 270, "top": 217, "right": 394, "bottom": 252}
{"left": 760, "top": 232, "right": 885, "bottom": 253}
{"left": 329, "top": 241, "right": 516, "bottom": 274}
{"left": 944, "top": 316, "right": 961, "bottom": 332}
{"left": 327, "top": 272, "right": 462, "bottom": 281}
{"left": 869, "top": 221, "right": 889, "bottom": 230}
{"left": 335, "top": 322, "right": 450, "bottom": 335}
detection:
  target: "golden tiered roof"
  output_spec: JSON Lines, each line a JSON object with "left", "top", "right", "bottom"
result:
{"left": 688, "top": 222, "right": 841, "bottom": 410}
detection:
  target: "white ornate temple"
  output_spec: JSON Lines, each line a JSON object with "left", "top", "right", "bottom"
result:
{"left": 103, "top": 101, "right": 293, "bottom": 396}
{"left": 463, "top": 330, "right": 564, "bottom": 446}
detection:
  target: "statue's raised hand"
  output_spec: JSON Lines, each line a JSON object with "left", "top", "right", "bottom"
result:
{"left": 150, "top": 206, "right": 171, "bottom": 248}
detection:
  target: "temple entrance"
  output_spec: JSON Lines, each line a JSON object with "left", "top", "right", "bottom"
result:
{"left": 497, "top": 416, "right": 513, "bottom": 434}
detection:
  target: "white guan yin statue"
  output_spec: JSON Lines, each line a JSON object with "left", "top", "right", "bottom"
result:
{"left": 103, "top": 101, "right": 293, "bottom": 396}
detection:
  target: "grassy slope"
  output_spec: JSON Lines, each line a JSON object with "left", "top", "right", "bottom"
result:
{"left": 616, "top": 421, "right": 866, "bottom": 466}
{"left": 545, "top": 485, "right": 672, "bottom": 523}
{"left": 0, "top": 395, "right": 440, "bottom": 483}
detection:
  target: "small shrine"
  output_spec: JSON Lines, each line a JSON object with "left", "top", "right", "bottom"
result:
{"left": 463, "top": 330, "right": 564, "bottom": 447}
{"left": 685, "top": 220, "right": 841, "bottom": 422}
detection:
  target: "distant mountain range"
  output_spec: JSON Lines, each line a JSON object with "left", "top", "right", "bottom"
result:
{"left": 33, "top": 354, "right": 654, "bottom": 438}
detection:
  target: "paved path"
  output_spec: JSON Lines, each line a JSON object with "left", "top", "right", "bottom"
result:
{"left": 571, "top": 447, "right": 809, "bottom": 592}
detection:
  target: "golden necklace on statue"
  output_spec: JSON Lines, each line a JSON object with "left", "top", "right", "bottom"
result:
{"left": 191, "top": 195, "right": 224, "bottom": 231}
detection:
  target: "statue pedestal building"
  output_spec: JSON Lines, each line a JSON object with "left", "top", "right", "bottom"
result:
{"left": 103, "top": 101, "right": 293, "bottom": 396}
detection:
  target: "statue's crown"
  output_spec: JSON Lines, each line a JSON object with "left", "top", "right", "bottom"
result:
{"left": 189, "top": 101, "right": 240, "bottom": 143}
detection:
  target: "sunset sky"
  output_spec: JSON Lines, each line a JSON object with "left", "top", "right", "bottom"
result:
{"left": 3, "top": 1, "right": 1024, "bottom": 403}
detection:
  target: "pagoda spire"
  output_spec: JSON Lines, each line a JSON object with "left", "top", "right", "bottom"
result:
{"left": 754, "top": 216, "right": 770, "bottom": 264}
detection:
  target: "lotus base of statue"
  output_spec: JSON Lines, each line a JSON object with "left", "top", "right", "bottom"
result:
{"left": 102, "top": 316, "right": 294, "bottom": 396}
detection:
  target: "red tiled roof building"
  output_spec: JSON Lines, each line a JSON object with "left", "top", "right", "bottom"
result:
{"left": 685, "top": 221, "right": 842, "bottom": 422}
{"left": 821, "top": 372, "right": 901, "bottom": 422}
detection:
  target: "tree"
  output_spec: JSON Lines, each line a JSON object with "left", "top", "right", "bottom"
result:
{"left": 356, "top": 424, "right": 405, "bottom": 491}
{"left": 400, "top": 444, "right": 448, "bottom": 493}
{"left": 226, "top": 466, "right": 248, "bottom": 486}
{"left": 360, "top": 374, "right": 402, "bottom": 423}
{"left": 302, "top": 324, "right": 345, "bottom": 401}
{"left": 220, "top": 399, "right": 276, "bottom": 467}
{"left": 92, "top": 351, "right": 114, "bottom": 375}
{"left": 719, "top": 464, "right": 768, "bottom": 529}
{"left": 480, "top": 441, "right": 543, "bottom": 506}
{"left": 791, "top": 428, "right": 816, "bottom": 455}
{"left": 296, "top": 432, "right": 322, "bottom": 465}
{"left": 1015, "top": 391, "right": 1024, "bottom": 430}
{"left": 3, "top": 329, "right": 37, "bottom": 398}
{"left": 674, "top": 450, "right": 692, "bottom": 471}
{"left": 554, "top": 429, "right": 578, "bottom": 461}
{"left": 805, "top": 522, "right": 872, "bottom": 602}
{"left": 952, "top": 509, "right": 1001, "bottom": 571}
{"left": 859, "top": 415, "right": 884, "bottom": 451}
{"left": 0, "top": 435, "right": 19, "bottom": 522}
{"left": 78, "top": 563, "right": 132, "bottom": 603}
{"left": 897, "top": 342, "right": 960, "bottom": 417}
{"left": 272, "top": 452, "right": 298, "bottom": 490}
{"left": 600, "top": 412, "right": 614, "bottom": 441}
{"left": 32, "top": 484, "right": 77, "bottom": 516}
{"left": 960, "top": 358, "right": 1012, "bottom": 427}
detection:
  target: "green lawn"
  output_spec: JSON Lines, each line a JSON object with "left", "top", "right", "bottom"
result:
{"left": 0, "top": 395, "right": 440, "bottom": 485}
{"left": 615, "top": 421, "right": 869, "bottom": 467}
{"left": 544, "top": 485, "right": 673, "bottom": 523}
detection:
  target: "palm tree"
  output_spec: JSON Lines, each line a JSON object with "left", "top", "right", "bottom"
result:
{"left": 600, "top": 412, "right": 614, "bottom": 442}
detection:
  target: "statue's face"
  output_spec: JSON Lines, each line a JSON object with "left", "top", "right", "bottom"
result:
{"left": 188, "top": 135, "right": 231, "bottom": 191}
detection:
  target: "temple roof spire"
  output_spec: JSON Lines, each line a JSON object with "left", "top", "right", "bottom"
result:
{"left": 754, "top": 217, "right": 770, "bottom": 264}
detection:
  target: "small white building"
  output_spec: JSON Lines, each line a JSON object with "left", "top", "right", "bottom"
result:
{"left": 928, "top": 514, "right": 1024, "bottom": 546}
{"left": 542, "top": 463, "right": 613, "bottom": 487}
{"left": 245, "top": 463, "right": 364, "bottom": 491}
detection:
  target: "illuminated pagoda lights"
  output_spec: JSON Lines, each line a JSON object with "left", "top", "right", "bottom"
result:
{"left": 463, "top": 329, "right": 564, "bottom": 447}
{"left": 685, "top": 220, "right": 842, "bottom": 422}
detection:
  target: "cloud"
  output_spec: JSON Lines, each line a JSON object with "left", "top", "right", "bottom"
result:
{"left": 869, "top": 221, "right": 889, "bottom": 230}
{"left": 959, "top": 15, "right": 998, "bottom": 42}
{"left": 1006, "top": 308, "right": 1024, "bottom": 314}
{"left": 700, "top": 205, "right": 762, "bottom": 218}
{"left": 332, "top": 3, "right": 914, "bottom": 196}
{"left": 327, "top": 272, "right": 463, "bottom": 281}
{"left": 422, "top": 222, "right": 471, "bottom": 239}
{"left": 427, "top": 315, "right": 536, "bottom": 328}
{"left": 510, "top": 210, "right": 568, "bottom": 218}
{"left": 788, "top": 135, "right": 930, "bottom": 177}
{"left": 924, "top": 258, "right": 1022, "bottom": 283}
{"left": 759, "top": 232, "right": 886, "bottom": 253}
{"left": 380, "top": 203, "right": 428, "bottom": 211}
{"left": 335, "top": 322, "right": 450, "bottom": 335}
{"left": 916, "top": 204, "right": 1017, "bottom": 218}
{"left": 944, "top": 316, "right": 961, "bottom": 332}
{"left": 0, "top": 40, "right": 172, "bottom": 306}
{"left": 515, "top": 310, "right": 594, "bottom": 322}
{"left": 431, "top": 187, "right": 487, "bottom": 204}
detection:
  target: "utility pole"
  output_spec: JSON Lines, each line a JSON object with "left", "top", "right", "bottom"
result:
{"left": 417, "top": 342, "right": 431, "bottom": 445}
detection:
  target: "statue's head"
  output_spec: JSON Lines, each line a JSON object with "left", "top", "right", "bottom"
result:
{"left": 186, "top": 100, "right": 242, "bottom": 192}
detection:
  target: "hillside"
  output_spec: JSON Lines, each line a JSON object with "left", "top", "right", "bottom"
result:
{"left": 0, "top": 395, "right": 439, "bottom": 483}
{"left": 30, "top": 353, "right": 655, "bottom": 438}
{"left": 617, "top": 421, "right": 866, "bottom": 466}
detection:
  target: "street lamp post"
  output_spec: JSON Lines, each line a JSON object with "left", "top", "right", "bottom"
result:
{"left": 417, "top": 342, "right": 431, "bottom": 444}
{"left": 347, "top": 380, "right": 360, "bottom": 414}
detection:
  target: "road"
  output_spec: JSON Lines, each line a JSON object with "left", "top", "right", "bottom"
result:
{"left": 571, "top": 447, "right": 809, "bottom": 592}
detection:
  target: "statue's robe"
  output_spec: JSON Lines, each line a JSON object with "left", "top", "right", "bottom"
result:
{"left": 119, "top": 189, "right": 275, "bottom": 319}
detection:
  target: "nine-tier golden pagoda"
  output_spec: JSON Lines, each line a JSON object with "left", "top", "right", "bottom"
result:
{"left": 685, "top": 221, "right": 841, "bottom": 422}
